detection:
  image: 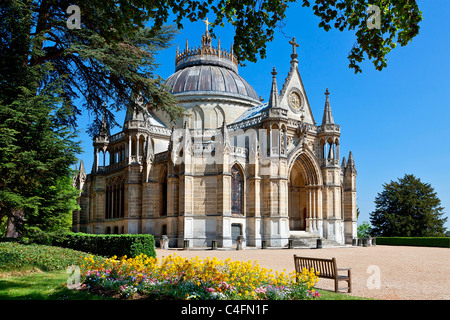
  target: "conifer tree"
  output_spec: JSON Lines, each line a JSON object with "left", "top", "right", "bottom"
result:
{"left": 370, "top": 174, "right": 447, "bottom": 237}
{"left": 0, "top": 64, "right": 81, "bottom": 236}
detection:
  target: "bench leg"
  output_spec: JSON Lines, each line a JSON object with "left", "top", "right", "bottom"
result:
{"left": 334, "top": 279, "right": 339, "bottom": 293}
{"left": 348, "top": 269, "right": 352, "bottom": 293}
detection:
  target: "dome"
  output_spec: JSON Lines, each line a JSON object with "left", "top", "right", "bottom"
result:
{"left": 165, "top": 64, "right": 259, "bottom": 101}
{"left": 164, "top": 31, "right": 260, "bottom": 104}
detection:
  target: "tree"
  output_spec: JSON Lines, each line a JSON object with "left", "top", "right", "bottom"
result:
{"left": 370, "top": 174, "right": 447, "bottom": 237}
{"left": 357, "top": 221, "right": 371, "bottom": 238}
{"left": 0, "top": 79, "right": 81, "bottom": 236}
{"left": 1, "top": 0, "right": 182, "bottom": 135}
{"left": 0, "top": 69, "right": 82, "bottom": 236}
{"left": 1, "top": 0, "right": 422, "bottom": 131}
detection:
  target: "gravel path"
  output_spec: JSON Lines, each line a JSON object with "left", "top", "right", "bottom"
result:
{"left": 155, "top": 245, "right": 450, "bottom": 300}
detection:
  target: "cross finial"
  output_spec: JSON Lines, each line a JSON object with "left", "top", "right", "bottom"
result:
{"left": 203, "top": 17, "right": 211, "bottom": 33}
{"left": 289, "top": 37, "right": 299, "bottom": 55}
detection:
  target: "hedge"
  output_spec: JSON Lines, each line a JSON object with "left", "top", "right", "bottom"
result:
{"left": 25, "top": 230, "right": 156, "bottom": 258}
{"left": 375, "top": 237, "right": 450, "bottom": 248}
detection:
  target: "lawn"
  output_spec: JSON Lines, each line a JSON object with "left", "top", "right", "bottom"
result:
{"left": 0, "top": 270, "right": 107, "bottom": 300}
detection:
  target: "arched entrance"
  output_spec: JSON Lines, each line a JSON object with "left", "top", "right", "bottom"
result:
{"left": 289, "top": 161, "right": 307, "bottom": 230}
{"left": 287, "top": 150, "right": 323, "bottom": 233}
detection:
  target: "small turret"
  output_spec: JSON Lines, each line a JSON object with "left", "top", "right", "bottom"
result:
{"left": 346, "top": 151, "right": 356, "bottom": 174}
{"left": 318, "top": 89, "right": 340, "bottom": 167}
{"left": 321, "top": 88, "right": 334, "bottom": 125}
{"left": 341, "top": 156, "right": 347, "bottom": 172}
{"left": 268, "top": 67, "right": 279, "bottom": 108}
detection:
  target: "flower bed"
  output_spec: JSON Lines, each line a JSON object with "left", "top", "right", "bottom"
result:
{"left": 78, "top": 253, "right": 320, "bottom": 300}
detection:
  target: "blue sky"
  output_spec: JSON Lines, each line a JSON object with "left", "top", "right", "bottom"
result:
{"left": 76, "top": 0, "right": 450, "bottom": 230}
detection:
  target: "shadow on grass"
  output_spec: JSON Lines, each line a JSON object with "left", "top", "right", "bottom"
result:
{"left": 0, "top": 271, "right": 110, "bottom": 300}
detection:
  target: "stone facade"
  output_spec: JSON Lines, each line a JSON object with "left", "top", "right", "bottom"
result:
{"left": 72, "top": 30, "right": 357, "bottom": 248}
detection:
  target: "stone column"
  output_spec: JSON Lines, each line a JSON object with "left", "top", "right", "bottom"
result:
{"left": 128, "top": 135, "right": 132, "bottom": 164}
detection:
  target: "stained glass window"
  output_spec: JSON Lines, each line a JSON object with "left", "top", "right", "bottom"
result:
{"left": 231, "top": 165, "right": 243, "bottom": 215}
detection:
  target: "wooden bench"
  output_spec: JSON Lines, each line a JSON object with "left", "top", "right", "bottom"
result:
{"left": 293, "top": 255, "right": 352, "bottom": 293}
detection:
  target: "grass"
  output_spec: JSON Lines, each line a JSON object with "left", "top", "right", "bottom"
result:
{"left": 316, "top": 289, "right": 370, "bottom": 300}
{"left": 0, "top": 242, "right": 108, "bottom": 300}
{"left": 0, "top": 270, "right": 108, "bottom": 300}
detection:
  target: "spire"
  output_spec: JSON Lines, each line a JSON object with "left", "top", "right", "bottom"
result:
{"left": 268, "top": 67, "right": 279, "bottom": 108}
{"left": 347, "top": 151, "right": 356, "bottom": 173}
{"left": 99, "top": 107, "right": 110, "bottom": 137}
{"left": 341, "top": 156, "right": 347, "bottom": 170}
{"left": 94, "top": 104, "right": 110, "bottom": 141}
{"left": 79, "top": 159, "right": 86, "bottom": 176}
{"left": 124, "top": 96, "right": 147, "bottom": 125}
{"left": 218, "top": 37, "right": 221, "bottom": 57}
{"left": 321, "top": 88, "right": 334, "bottom": 125}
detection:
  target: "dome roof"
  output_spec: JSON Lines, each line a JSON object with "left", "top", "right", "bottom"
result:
{"left": 164, "top": 31, "right": 260, "bottom": 103}
{"left": 165, "top": 64, "right": 259, "bottom": 101}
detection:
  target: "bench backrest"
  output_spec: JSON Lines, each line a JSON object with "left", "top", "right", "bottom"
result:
{"left": 294, "top": 255, "right": 337, "bottom": 279}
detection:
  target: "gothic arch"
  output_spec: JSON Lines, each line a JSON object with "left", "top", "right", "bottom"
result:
{"left": 287, "top": 147, "right": 323, "bottom": 186}
{"left": 230, "top": 162, "right": 245, "bottom": 216}
{"left": 213, "top": 105, "right": 225, "bottom": 128}
{"left": 190, "top": 106, "right": 204, "bottom": 130}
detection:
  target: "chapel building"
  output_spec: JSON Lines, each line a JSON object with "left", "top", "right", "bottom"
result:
{"left": 72, "top": 29, "right": 358, "bottom": 248}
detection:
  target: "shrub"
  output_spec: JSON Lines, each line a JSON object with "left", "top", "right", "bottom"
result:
{"left": 0, "top": 242, "right": 105, "bottom": 272}
{"left": 375, "top": 237, "right": 450, "bottom": 248}
{"left": 26, "top": 230, "right": 156, "bottom": 258}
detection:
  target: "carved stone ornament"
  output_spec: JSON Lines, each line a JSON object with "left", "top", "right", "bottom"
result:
{"left": 288, "top": 88, "right": 304, "bottom": 114}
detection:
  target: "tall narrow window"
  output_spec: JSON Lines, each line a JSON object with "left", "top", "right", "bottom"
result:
{"left": 160, "top": 170, "right": 167, "bottom": 216}
{"left": 105, "top": 183, "right": 110, "bottom": 219}
{"left": 120, "top": 180, "right": 125, "bottom": 218}
{"left": 231, "top": 165, "right": 244, "bottom": 215}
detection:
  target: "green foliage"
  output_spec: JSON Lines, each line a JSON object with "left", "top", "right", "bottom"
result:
{"left": 0, "top": 242, "right": 104, "bottom": 272}
{"left": 27, "top": 230, "right": 156, "bottom": 258}
{"left": 0, "top": 0, "right": 183, "bottom": 133}
{"left": 158, "top": 0, "right": 422, "bottom": 73}
{"left": 302, "top": 0, "right": 422, "bottom": 73}
{"left": 370, "top": 174, "right": 447, "bottom": 237}
{"left": 0, "top": 67, "right": 81, "bottom": 236}
{"left": 357, "top": 221, "right": 372, "bottom": 238}
{"left": 0, "top": 1, "right": 82, "bottom": 236}
{"left": 375, "top": 237, "right": 450, "bottom": 248}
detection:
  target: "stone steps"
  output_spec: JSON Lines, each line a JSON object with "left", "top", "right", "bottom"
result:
{"left": 289, "top": 231, "right": 342, "bottom": 248}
